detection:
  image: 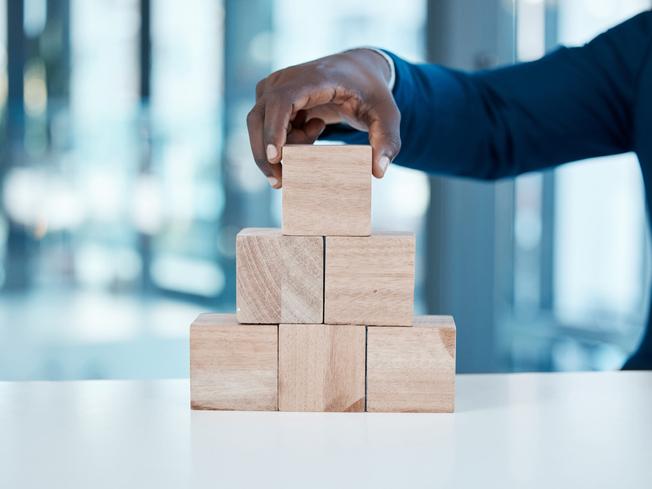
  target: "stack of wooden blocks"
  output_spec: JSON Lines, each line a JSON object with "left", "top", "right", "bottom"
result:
{"left": 190, "top": 145, "right": 456, "bottom": 413}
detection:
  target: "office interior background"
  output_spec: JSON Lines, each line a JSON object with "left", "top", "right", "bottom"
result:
{"left": 0, "top": 0, "right": 649, "bottom": 380}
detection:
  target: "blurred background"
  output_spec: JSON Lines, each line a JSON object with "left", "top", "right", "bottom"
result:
{"left": 0, "top": 0, "right": 649, "bottom": 380}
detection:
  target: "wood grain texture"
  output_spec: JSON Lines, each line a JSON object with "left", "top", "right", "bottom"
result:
{"left": 324, "top": 233, "right": 415, "bottom": 326}
{"left": 282, "top": 144, "right": 371, "bottom": 236}
{"left": 366, "top": 315, "right": 456, "bottom": 413}
{"left": 190, "top": 313, "right": 278, "bottom": 411}
{"left": 278, "top": 324, "right": 366, "bottom": 412}
{"left": 280, "top": 235, "right": 324, "bottom": 323}
{"left": 236, "top": 228, "right": 323, "bottom": 324}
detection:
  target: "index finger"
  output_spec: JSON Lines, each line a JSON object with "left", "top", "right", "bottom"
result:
{"left": 262, "top": 85, "right": 340, "bottom": 166}
{"left": 247, "top": 102, "right": 282, "bottom": 188}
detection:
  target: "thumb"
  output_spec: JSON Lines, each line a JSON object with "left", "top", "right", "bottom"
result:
{"left": 366, "top": 98, "right": 401, "bottom": 178}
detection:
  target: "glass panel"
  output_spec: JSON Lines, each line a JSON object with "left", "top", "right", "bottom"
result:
{"left": 0, "top": 1, "right": 225, "bottom": 380}
{"left": 512, "top": 0, "right": 546, "bottom": 314}
{"left": 150, "top": 0, "right": 224, "bottom": 297}
{"left": 553, "top": 0, "right": 650, "bottom": 327}
{"left": 0, "top": 0, "right": 427, "bottom": 380}
{"left": 507, "top": 0, "right": 651, "bottom": 371}
{"left": 69, "top": 0, "right": 140, "bottom": 290}
{"left": 0, "top": 0, "right": 7, "bottom": 286}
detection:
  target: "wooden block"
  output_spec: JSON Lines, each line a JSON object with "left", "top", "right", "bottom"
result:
{"left": 282, "top": 144, "right": 371, "bottom": 236}
{"left": 278, "top": 324, "right": 365, "bottom": 412}
{"left": 236, "top": 228, "right": 323, "bottom": 324}
{"left": 366, "top": 316, "right": 456, "bottom": 413}
{"left": 324, "top": 233, "right": 415, "bottom": 326}
{"left": 190, "top": 313, "right": 278, "bottom": 411}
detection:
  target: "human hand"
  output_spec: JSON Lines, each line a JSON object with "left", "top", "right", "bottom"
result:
{"left": 247, "top": 48, "right": 400, "bottom": 188}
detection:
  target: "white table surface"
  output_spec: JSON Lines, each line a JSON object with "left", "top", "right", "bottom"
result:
{"left": 1, "top": 372, "right": 650, "bottom": 488}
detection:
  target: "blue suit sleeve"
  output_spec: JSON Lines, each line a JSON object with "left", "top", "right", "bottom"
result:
{"left": 322, "top": 11, "right": 652, "bottom": 179}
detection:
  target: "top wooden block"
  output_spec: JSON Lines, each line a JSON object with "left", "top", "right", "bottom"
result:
{"left": 282, "top": 144, "right": 371, "bottom": 236}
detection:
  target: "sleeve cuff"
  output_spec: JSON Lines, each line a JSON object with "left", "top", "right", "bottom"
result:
{"left": 356, "top": 47, "right": 396, "bottom": 91}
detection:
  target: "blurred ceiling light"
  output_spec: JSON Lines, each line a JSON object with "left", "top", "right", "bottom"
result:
{"left": 74, "top": 244, "right": 142, "bottom": 285}
{"left": 151, "top": 255, "right": 224, "bottom": 297}
{"left": 46, "top": 179, "right": 85, "bottom": 231}
{"left": 24, "top": 61, "right": 48, "bottom": 117}
{"left": 2, "top": 167, "right": 45, "bottom": 226}
{"left": 2, "top": 168, "right": 85, "bottom": 233}
{"left": 114, "top": 248, "right": 142, "bottom": 283}
{"left": 76, "top": 244, "right": 115, "bottom": 288}
{"left": 83, "top": 171, "right": 124, "bottom": 221}
{"left": 24, "top": 0, "right": 47, "bottom": 38}
{"left": 75, "top": 244, "right": 142, "bottom": 289}
{"left": 132, "top": 174, "right": 163, "bottom": 234}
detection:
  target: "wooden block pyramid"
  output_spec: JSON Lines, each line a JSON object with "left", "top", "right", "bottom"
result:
{"left": 190, "top": 144, "right": 456, "bottom": 412}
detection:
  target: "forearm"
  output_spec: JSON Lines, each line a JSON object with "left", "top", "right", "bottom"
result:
{"left": 387, "top": 55, "right": 496, "bottom": 177}
{"left": 387, "top": 46, "right": 639, "bottom": 179}
{"left": 253, "top": 12, "right": 650, "bottom": 185}
{"left": 322, "top": 56, "right": 520, "bottom": 179}
{"left": 325, "top": 8, "right": 652, "bottom": 180}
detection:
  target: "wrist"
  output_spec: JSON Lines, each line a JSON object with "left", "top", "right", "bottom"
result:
{"left": 354, "top": 47, "right": 395, "bottom": 90}
{"left": 343, "top": 48, "right": 394, "bottom": 90}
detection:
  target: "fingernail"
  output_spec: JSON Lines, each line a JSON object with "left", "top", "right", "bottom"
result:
{"left": 267, "top": 176, "right": 280, "bottom": 188}
{"left": 266, "top": 144, "right": 278, "bottom": 162}
{"left": 379, "top": 155, "right": 390, "bottom": 175}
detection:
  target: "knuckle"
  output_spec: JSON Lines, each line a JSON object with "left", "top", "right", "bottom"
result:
{"left": 376, "top": 129, "right": 401, "bottom": 157}
{"left": 312, "top": 60, "right": 332, "bottom": 79}
{"left": 265, "top": 88, "right": 293, "bottom": 107}
{"left": 386, "top": 129, "right": 401, "bottom": 155}
{"left": 246, "top": 106, "right": 261, "bottom": 126}
{"left": 387, "top": 105, "right": 402, "bottom": 155}
{"left": 392, "top": 136, "right": 402, "bottom": 156}
{"left": 253, "top": 158, "right": 270, "bottom": 174}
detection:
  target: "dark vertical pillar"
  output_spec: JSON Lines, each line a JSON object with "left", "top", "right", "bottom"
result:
{"left": 3, "top": 0, "right": 30, "bottom": 290}
{"left": 138, "top": 0, "right": 153, "bottom": 291}
{"left": 6, "top": 0, "right": 25, "bottom": 148}
{"left": 425, "top": 0, "right": 516, "bottom": 372}
{"left": 46, "top": 0, "right": 71, "bottom": 103}
{"left": 139, "top": 0, "right": 151, "bottom": 101}
{"left": 539, "top": 4, "right": 559, "bottom": 312}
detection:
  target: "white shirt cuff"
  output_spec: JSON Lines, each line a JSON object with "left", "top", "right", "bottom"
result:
{"left": 357, "top": 47, "right": 396, "bottom": 92}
